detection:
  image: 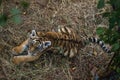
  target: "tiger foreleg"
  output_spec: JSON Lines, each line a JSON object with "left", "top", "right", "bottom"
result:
{"left": 12, "top": 53, "right": 41, "bottom": 65}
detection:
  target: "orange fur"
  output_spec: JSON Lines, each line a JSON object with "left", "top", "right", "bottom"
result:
{"left": 12, "top": 39, "right": 29, "bottom": 55}
{"left": 12, "top": 27, "right": 81, "bottom": 64}
{"left": 12, "top": 54, "right": 41, "bottom": 64}
{"left": 45, "top": 32, "right": 62, "bottom": 39}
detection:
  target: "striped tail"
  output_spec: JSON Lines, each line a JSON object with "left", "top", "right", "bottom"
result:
{"left": 86, "top": 37, "right": 111, "bottom": 54}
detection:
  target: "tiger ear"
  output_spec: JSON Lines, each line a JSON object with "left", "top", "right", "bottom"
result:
{"left": 31, "top": 30, "right": 37, "bottom": 36}
{"left": 37, "top": 41, "right": 51, "bottom": 51}
{"left": 27, "top": 30, "right": 37, "bottom": 38}
{"left": 43, "top": 41, "right": 51, "bottom": 48}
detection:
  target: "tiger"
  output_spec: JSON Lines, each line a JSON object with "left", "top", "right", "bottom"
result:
{"left": 12, "top": 27, "right": 112, "bottom": 64}
{"left": 12, "top": 40, "right": 51, "bottom": 64}
{"left": 12, "top": 30, "right": 39, "bottom": 55}
{"left": 12, "top": 30, "right": 52, "bottom": 64}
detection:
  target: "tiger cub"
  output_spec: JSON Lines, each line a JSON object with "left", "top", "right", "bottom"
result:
{"left": 12, "top": 30, "right": 51, "bottom": 64}
{"left": 12, "top": 27, "right": 112, "bottom": 64}
{"left": 12, "top": 40, "right": 51, "bottom": 64}
{"left": 27, "top": 27, "right": 112, "bottom": 57}
{"left": 12, "top": 30, "right": 39, "bottom": 55}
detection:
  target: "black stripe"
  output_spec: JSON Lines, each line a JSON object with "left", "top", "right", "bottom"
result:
{"left": 97, "top": 39, "right": 100, "bottom": 44}
{"left": 87, "top": 37, "right": 112, "bottom": 54}
{"left": 93, "top": 37, "right": 96, "bottom": 42}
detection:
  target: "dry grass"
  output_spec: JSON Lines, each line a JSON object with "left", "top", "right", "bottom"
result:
{"left": 0, "top": 0, "right": 112, "bottom": 80}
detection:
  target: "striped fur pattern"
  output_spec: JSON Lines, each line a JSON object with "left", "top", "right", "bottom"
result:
{"left": 31, "top": 27, "right": 111, "bottom": 56}
{"left": 87, "top": 37, "right": 111, "bottom": 53}
{"left": 12, "top": 30, "right": 40, "bottom": 56}
{"left": 12, "top": 27, "right": 112, "bottom": 64}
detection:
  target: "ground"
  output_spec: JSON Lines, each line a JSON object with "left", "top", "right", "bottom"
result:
{"left": 0, "top": 0, "right": 112, "bottom": 80}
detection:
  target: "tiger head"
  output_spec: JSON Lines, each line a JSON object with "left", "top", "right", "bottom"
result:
{"left": 12, "top": 30, "right": 51, "bottom": 64}
{"left": 12, "top": 40, "right": 51, "bottom": 64}
{"left": 12, "top": 30, "right": 38, "bottom": 55}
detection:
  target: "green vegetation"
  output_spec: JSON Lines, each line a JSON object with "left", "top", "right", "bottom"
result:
{"left": 20, "top": 0, "right": 30, "bottom": 9}
{"left": 97, "top": 0, "right": 120, "bottom": 78}
{"left": 10, "top": 8, "right": 22, "bottom": 24}
{"left": 0, "top": 0, "right": 29, "bottom": 27}
{"left": 0, "top": 13, "right": 8, "bottom": 26}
